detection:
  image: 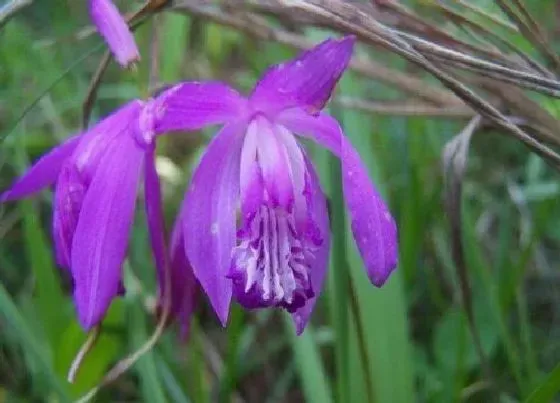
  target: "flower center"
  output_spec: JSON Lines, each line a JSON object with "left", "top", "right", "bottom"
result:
{"left": 228, "top": 204, "right": 316, "bottom": 312}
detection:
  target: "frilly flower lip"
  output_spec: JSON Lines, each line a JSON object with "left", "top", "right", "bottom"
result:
{"left": 89, "top": 0, "right": 140, "bottom": 68}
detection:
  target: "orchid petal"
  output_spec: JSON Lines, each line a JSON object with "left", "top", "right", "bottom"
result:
{"left": 72, "top": 134, "right": 144, "bottom": 329}
{"left": 250, "top": 36, "right": 354, "bottom": 115}
{"left": 275, "top": 125, "right": 307, "bottom": 230}
{"left": 89, "top": 0, "right": 139, "bottom": 67}
{"left": 169, "top": 211, "right": 198, "bottom": 339}
{"left": 292, "top": 154, "right": 330, "bottom": 334}
{"left": 72, "top": 101, "right": 142, "bottom": 179}
{"left": 53, "top": 164, "right": 86, "bottom": 269}
{"left": 239, "top": 122, "right": 263, "bottom": 222}
{"left": 254, "top": 117, "right": 293, "bottom": 208}
{"left": 279, "top": 109, "right": 398, "bottom": 286}
{"left": 183, "top": 122, "right": 246, "bottom": 325}
{"left": 154, "top": 82, "right": 248, "bottom": 134}
{"left": 144, "top": 148, "right": 167, "bottom": 294}
{"left": 0, "top": 136, "right": 80, "bottom": 202}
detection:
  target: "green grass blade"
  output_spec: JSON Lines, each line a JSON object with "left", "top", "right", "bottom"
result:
{"left": 14, "top": 132, "right": 68, "bottom": 348}
{"left": 283, "top": 316, "right": 333, "bottom": 403}
{"left": 0, "top": 282, "right": 68, "bottom": 399}
{"left": 337, "top": 74, "right": 415, "bottom": 403}
{"left": 130, "top": 302, "right": 167, "bottom": 403}
{"left": 318, "top": 149, "right": 350, "bottom": 403}
{"left": 524, "top": 363, "right": 560, "bottom": 403}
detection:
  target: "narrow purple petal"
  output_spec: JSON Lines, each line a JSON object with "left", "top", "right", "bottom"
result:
{"left": 183, "top": 122, "right": 247, "bottom": 325}
{"left": 169, "top": 211, "right": 198, "bottom": 339}
{"left": 292, "top": 154, "right": 330, "bottom": 334}
{"left": 144, "top": 148, "right": 167, "bottom": 294}
{"left": 0, "top": 136, "right": 80, "bottom": 202}
{"left": 275, "top": 124, "right": 307, "bottom": 230}
{"left": 153, "top": 82, "right": 248, "bottom": 134}
{"left": 279, "top": 110, "right": 398, "bottom": 287}
{"left": 254, "top": 117, "right": 293, "bottom": 209}
{"left": 52, "top": 164, "right": 86, "bottom": 269}
{"left": 71, "top": 134, "right": 144, "bottom": 329}
{"left": 89, "top": 0, "right": 139, "bottom": 67}
{"left": 239, "top": 122, "right": 263, "bottom": 222}
{"left": 250, "top": 36, "right": 355, "bottom": 116}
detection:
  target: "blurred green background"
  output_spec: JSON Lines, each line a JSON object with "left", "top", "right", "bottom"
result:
{"left": 1, "top": 0, "right": 560, "bottom": 402}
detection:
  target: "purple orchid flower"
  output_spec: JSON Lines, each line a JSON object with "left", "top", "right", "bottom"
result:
{"left": 153, "top": 36, "right": 398, "bottom": 334}
{"left": 89, "top": 0, "right": 140, "bottom": 68}
{"left": 0, "top": 98, "right": 195, "bottom": 331}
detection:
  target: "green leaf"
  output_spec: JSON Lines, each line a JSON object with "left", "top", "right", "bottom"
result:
{"left": 283, "top": 316, "right": 333, "bottom": 403}
{"left": 129, "top": 301, "right": 167, "bottom": 403}
{"left": 524, "top": 363, "right": 560, "bottom": 403}
{"left": 0, "top": 282, "right": 68, "bottom": 399}
{"left": 54, "top": 302, "right": 125, "bottom": 397}
{"left": 14, "top": 131, "right": 69, "bottom": 349}
{"left": 337, "top": 74, "right": 415, "bottom": 403}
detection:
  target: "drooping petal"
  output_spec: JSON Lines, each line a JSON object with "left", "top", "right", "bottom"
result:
{"left": 53, "top": 164, "right": 86, "bottom": 269}
{"left": 292, "top": 154, "right": 330, "bottom": 334}
{"left": 144, "top": 148, "right": 167, "bottom": 294}
{"left": 89, "top": 0, "right": 140, "bottom": 68}
{"left": 249, "top": 36, "right": 355, "bottom": 116}
{"left": 183, "top": 122, "right": 247, "bottom": 325}
{"left": 0, "top": 136, "right": 80, "bottom": 202}
{"left": 71, "top": 134, "right": 144, "bottom": 329}
{"left": 169, "top": 210, "right": 199, "bottom": 339}
{"left": 279, "top": 109, "right": 398, "bottom": 287}
{"left": 153, "top": 82, "right": 248, "bottom": 134}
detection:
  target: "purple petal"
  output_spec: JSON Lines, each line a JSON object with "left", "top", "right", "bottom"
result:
{"left": 144, "top": 148, "right": 167, "bottom": 294}
{"left": 183, "top": 122, "right": 247, "bottom": 325}
{"left": 292, "top": 154, "right": 330, "bottom": 334}
{"left": 71, "top": 134, "right": 144, "bottom": 329}
{"left": 249, "top": 36, "right": 355, "bottom": 116}
{"left": 239, "top": 122, "right": 263, "bottom": 222}
{"left": 275, "top": 124, "right": 306, "bottom": 231}
{"left": 89, "top": 0, "right": 139, "bottom": 67}
{"left": 72, "top": 101, "right": 143, "bottom": 180}
{"left": 169, "top": 211, "right": 198, "bottom": 339}
{"left": 0, "top": 136, "right": 80, "bottom": 202}
{"left": 254, "top": 117, "right": 293, "bottom": 209}
{"left": 153, "top": 82, "right": 248, "bottom": 134}
{"left": 279, "top": 110, "right": 398, "bottom": 287}
{"left": 53, "top": 164, "right": 86, "bottom": 269}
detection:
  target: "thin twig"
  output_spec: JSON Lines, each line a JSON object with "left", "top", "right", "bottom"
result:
{"left": 275, "top": 0, "right": 560, "bottom": 168}
{"left": 494, "top": 0, "right": 560, "bottom": 72}
{"left": 453, "top": 0, "right": 518, "bottom": 32}
{"left": 435, "top": 1, "right": 554, "bottom": 78}
{"left": 335, "top": 97, "right": 474, "bottom": 117}
{"left": 442, "top": 116, "right": 493, "bottom": 385}
{"left": 392, "top": 29, "right": 560, "bottom": 97}
{"left": 149, "top": 14, "right": 162, "bottom": 93}
{"left": 67, "top": 327, "right": 100, "bottom": 383}
{"left": 82, "top": 51, "right": 111, "bottom": 130}
{"left": 172, "top": 2, "right": 461, "bottom": 106}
